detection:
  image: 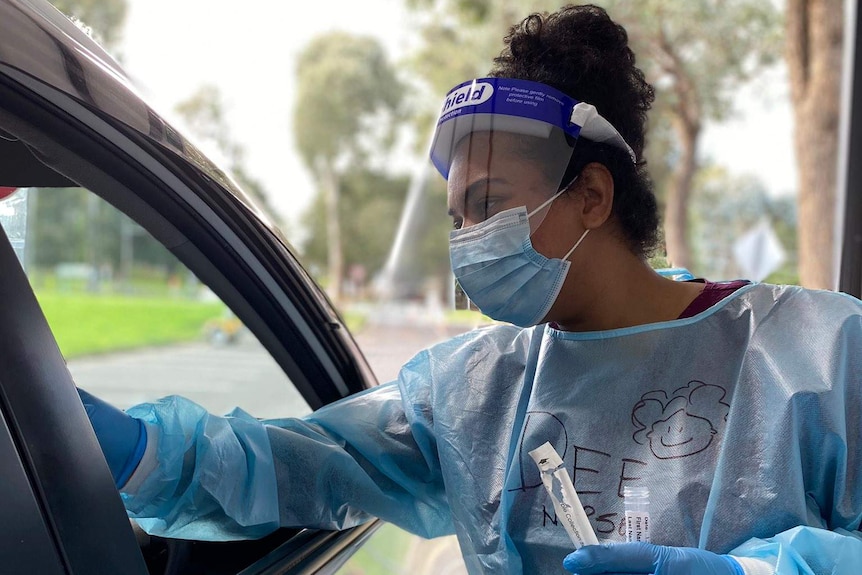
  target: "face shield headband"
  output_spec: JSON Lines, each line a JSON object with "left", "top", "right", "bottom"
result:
{"left": 429, "top": 77, "right": 636, "bottom": 180}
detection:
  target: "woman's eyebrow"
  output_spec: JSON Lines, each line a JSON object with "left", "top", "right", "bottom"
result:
{"left": 448, "top": 177, "right": 509, "bottom": 218}
{"left": 464, "top": 177, "right": 508, "bottom": 206}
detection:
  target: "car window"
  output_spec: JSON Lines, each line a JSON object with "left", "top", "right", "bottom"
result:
{"left": 0, "top": 186, "right": 311, "bottom": 419}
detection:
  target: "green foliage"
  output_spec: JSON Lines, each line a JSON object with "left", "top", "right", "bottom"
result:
{"left": 341, "top": 309, "right": 369, "bottom": 334}
{"left": 601, "top": 0, "right": 783, "bottom": 123}
{"left": 29, "top": 187, "right": 91, "bottom": 265}
{"left": 294, "top": 32, "right": 405, "bottom": 171}
{"left": 301, "top": 169, "right": 409, "bottom": 278}
{"left": 403, "top": 0, "right": 784, "bottom": 252}
{"left": 417, "top": 176, "right": 455, "bottom": 279}
{"left": 50, "top": 0, "right": 127, "bottom": 49}
{"left": 175, "top": 86, "right": 242, "bottom": 165}
{"left": 27, "top": 187, "right": 177, "bottom": 274}
{"left": 409, "top": 0, "right": 783, "bottom": 125}
{"left": 293, "top": 32, "right": 406, "bottom": 302}
{"left": 445, "top": 308, "right": 493, "bottom": 326}
{"left": 174, "top": 86, "right": 279, "bottom": 222}
{"left": 338, "top": 522, "right": 413, "bottom": 574}
{"left": 36, "top": 291, "right": 223, "bottom": 358}
{"left": 689, "top": 165, "right": 797, "bottom": 281}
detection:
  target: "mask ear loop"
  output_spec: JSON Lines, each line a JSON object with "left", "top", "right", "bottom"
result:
{"left": 527, "top": 175, "right": 581, "bottom": 220}
{"left": 563, "top": 229, "right": 590, "bottom": 261}
{"left": 527, "top": 188, "right": 566, "bottom": 219}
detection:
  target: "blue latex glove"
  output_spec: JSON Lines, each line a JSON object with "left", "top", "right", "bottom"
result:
{"left": 563, "top": 542, "right": 744, "bottom": 575}
{"left": 78, "top": 388, "right": 147, "bottom": 487}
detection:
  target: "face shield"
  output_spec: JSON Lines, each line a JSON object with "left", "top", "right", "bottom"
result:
{"left": 430, "top": 78, "right": 635, "bottom": 234}
{"left": 430, "top": 78, "right": 636, "bottom": 319}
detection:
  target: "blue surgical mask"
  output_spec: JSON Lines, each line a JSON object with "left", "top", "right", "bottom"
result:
{"left": 449, "top": 190, "right": 589, "bottom": 327}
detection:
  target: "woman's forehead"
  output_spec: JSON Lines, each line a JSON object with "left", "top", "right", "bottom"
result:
{"left": 446, "top": 131, "right": 571, "bottom": 202}
{"left": 448, "top": 133, "right": 535, "bottom": 187}
{"left": 450, "top": 132, "right": 521, "bottom": 168}
{"left": 446, "top": 135, "right": 532, "bottom": 208}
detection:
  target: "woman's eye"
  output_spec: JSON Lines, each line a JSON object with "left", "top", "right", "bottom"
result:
{"left": 485, "top": 201, "right": 503, "bottom": 218}
{"left": 469, "top": 197, "right": 499, "bottom": 221}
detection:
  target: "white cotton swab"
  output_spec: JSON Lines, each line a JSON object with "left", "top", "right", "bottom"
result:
{"left": 529, "top": 441, "right": 599, "bottom": 549}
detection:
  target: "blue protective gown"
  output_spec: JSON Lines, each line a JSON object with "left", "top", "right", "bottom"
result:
{"left": 121, "top": 283, "right": 862, "bottom": 574}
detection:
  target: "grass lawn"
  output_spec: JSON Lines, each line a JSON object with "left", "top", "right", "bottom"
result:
{"left": 445, "top": 308, "right": 493, "bottom": 326}
{"left": 340, "top": 522, "right": 414, "bottom": 574}
{"left": 342, "top": 309, "right": 369, "bottom": 334}
{"left": 36, "top": 292, "right": 224, "bottom": 359}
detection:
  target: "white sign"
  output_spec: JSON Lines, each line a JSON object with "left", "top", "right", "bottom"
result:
{"left": 732, "top": 220, "right": 786, "bottom": 281}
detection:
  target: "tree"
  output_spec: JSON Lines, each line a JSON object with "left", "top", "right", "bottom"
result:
{"left": 293, "top": 32, "right": 404, "bottom": 304}
{"left": 50, "top": 0, "right": 127, "bottom": 49}
{"left": 605, "top": 1, "right": 781, "bottom": 269}
{"left": 301, "top": 169, "right": 409, "bottom": 291}
{"left": 27, "top": 187, "right": 176, "bottom": 290}
{"left": 174, "top": 86, "right": 279, "bottom": 224}
{"left": 786, "top": 0, "right": 843, "bottom": 289}
{"left": 405, "top": 0, "right": 782, "bottom": 271}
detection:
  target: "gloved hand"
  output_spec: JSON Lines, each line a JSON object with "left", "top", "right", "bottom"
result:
{"left": 563, "top": 542, "right": 744, "bottom": 575}
{"left": 77, "top": 388, "right": 147, "bottom": 488}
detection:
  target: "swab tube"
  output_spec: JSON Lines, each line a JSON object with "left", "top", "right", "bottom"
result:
{"left": 529, "top": 442, "right": 599, "bottom": 549}
{"left": 623, "top": 486, "right": 651, "bottom": 543}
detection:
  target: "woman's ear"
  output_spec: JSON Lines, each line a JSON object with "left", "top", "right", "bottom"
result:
{"left": 574, "top": 162, "right": 615, "bottom": 228}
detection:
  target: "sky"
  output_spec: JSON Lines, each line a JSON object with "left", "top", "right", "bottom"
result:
{"left": 118, "top": 1, "right": 798, "bottom": 242}
{"left": 121, "top": 0, "right": 416, "bottom": 236}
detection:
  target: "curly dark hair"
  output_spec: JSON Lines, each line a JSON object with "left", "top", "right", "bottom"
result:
{"left": 489, "top": 4, "right": 660, "bottom": 257}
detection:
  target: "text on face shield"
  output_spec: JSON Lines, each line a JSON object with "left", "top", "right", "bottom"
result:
{"left": 441, "top": 82, "right": 494, "bottom": 115}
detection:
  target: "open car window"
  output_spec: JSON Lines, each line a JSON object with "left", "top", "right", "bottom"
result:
{"left": 0, "top": 186, "right": 311, "bottom": 418}
{"left": 0, "top": 43, "right": 377, "bottom": 572}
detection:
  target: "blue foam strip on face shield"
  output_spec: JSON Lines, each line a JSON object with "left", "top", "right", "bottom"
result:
{"left": 429, "top": 77, "right": 632, "bottom": 178}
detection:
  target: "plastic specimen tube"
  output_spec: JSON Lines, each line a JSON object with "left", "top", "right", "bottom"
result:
{"left": 529, "top": 442, "right": 599, "bottom": 549}
{"left": 623, "top": 486, "right": 651, "bottom": 543}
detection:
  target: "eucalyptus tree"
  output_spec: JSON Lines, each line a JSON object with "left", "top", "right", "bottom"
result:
{"left": 293, "top": 32, "right": 404, "bottom": 303}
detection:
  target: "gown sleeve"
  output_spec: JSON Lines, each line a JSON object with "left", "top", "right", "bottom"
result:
{"left": 729, "top": 526, "right": 862, "bottom": 575}
{"left": 727, "top": 302, "right": 862, "bottom": 575}
{"left": 119, "top": 348, "right": 452, "bottom": 541}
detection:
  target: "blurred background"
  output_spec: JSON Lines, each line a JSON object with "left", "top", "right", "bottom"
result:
{"left": 45, "top": 0, "right": 841, "bottom": 304}
{"left": 0, "top": 0, "right": 849, "bottom": 573}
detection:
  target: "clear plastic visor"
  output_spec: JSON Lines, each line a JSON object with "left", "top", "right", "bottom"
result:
{"left": 441, "top": 119, "right": 577, "bottom": 234}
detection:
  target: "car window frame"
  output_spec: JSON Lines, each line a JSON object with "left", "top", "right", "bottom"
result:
{"left": 838, "top": 0, "right": 862, "bottom": 298}
{"left": 0, "top": 41, "right": 380, "bottom": 575}
{"left": 0, "top": 64, "right": 376, "bottom": 409}
{"left": 0, "top": 187, "right": 149, "bottom": 574}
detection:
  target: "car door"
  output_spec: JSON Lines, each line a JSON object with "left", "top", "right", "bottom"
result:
{"left": 0, "top": 0, "right": 381, "bottom": 572}
{"left": 838, "top": 0, "right": 862, "bottom": 298}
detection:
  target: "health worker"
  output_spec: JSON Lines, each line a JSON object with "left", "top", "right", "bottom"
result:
{"left": 79, "top": 5, "right": 862, "bottom": 574}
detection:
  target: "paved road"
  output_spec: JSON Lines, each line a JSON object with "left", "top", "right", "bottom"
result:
{"left": 69, "top": 317, "right": 472, "bottom": 574}
{"left": 350, "top": 323, "right": 470, "bottom": 574}
{"left": 70, "top": 336, "right": 312, "bottom": 419}
{"left": 70, "top": 322, "right": 470, "bottom": 417}
{"left": 354, "top": 323, "right": 468, "bottom": 383}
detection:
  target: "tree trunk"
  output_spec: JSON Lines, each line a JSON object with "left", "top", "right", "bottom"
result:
{"left": 645, "top": 29, "right": 702, "bottom": 271}
{"left": 320, "top": 160, "right": 344, "bottom": 304}
{"left": 664, "top": 117, "right": 699, "bottom": 269}
{"left": 786, "top": 0, "right": 843, "bottom": 289}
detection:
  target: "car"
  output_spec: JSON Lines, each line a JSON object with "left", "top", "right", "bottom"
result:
{"left": 0, "top": 0, "right": 393, "bottom": 573}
